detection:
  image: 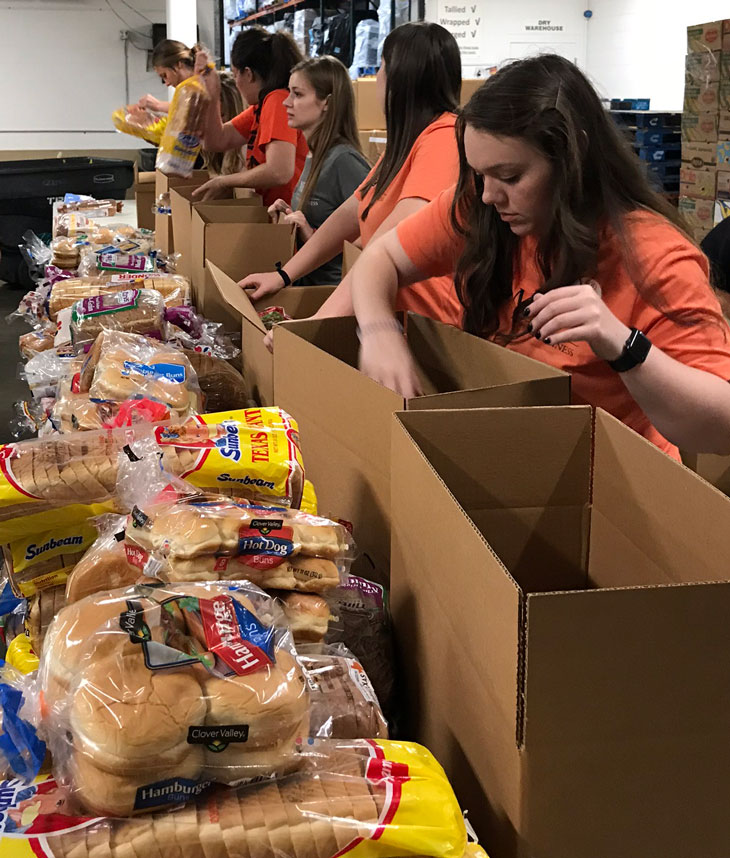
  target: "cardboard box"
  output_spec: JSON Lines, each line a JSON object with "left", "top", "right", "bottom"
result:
{"left": 273, "top": 315, "right": 570, "bottom": 580}
{"left": 358, "top": 129, "right": 387, "bottom": 165}
{"left": 208, "top": 262, "right": 335, "bottom": 406}
{"left": 681, "top": 140, "right": 717, "bottom": 168}
{"left": 684, "top": 79, "right": 720, "bottom": 112}
{"left": 686, "top": 50, "right": 721, "bottom": 83}
{"left": 718, "top": 139, "right": 730, "bottom": 167}
{"left": 720, "top": 80, "right": 730, "bottom": 110}
{"left": 682, "top": 450, "right": 730, "bottom": 493}
{"left": 679, "top": 165, "right": 717, "bottom": 198}
{"left": 354, "top": 77, "right": 485, "bottom": 130}
{"left": 390, "top": 404, "right": 730, "bottom": 856}
{"left": 679, "top": 195, "right": 715, "bottom": 229}
{"left": 154, "top": 169, "right": 209, "bottom": 254}
{"left": 682, "top": 111, "right": 719, "bottom": 142}
{"left": 133, "top": 167, "right": 156, "bottom": 232}
{"left": 693, "top": 225, "right": 712, "bottom": 242}
{"left": 716, "top": 170, "right": 730, "bottom": 199}
{"left": 687, "top": 19, "right": 730, "bottom": 53}
{"left": 170, "top": 189, "right": 262, "bottom": 281}
{"left": 191, "top": 208, "right": 295, "bottom": 323}
{"left": 341, "top": 240, "right": 362, "bottom": 277}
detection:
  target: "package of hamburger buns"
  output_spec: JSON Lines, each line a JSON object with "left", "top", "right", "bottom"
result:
{"left": 69, "top": 289, "right": 166, "bottom": 353}
{"left": 122, "top": 485, "right": 354, "bottom": 591}
{"left": 38, "top": 580, "right": 310, "bottom": 817}
{"left": 0, "top": 739, "right": 481, "bottom": 857}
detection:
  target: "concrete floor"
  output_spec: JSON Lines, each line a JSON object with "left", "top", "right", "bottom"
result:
{"left": 0, "top": 280, "right": 40, "bottom": 443}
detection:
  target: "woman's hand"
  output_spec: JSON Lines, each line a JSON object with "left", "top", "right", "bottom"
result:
{"left": 137, "top": 94, "right": 165, "bottom": 112}
{"left": 284, "top": 210, "right": 314, "bottom": 242}
{"left": 194, "top": 49, "right": 220, "bottom": 99}
{"left": 238, "top": 271, "right": 285, "bottom": 301}
{"left": 267, "top": 199, "right": 292, "bottom": 218}
{"left": 192, "top": 176, "right": 229, "bottom": 202}
{"left": 359, "top": 328, "right": 423, "bottom": 398}
{"left": 263, "top": 328, "right": 275, "bottom": 353}
{"left": 526, "top": 282, "right": 630, "bottom": 361}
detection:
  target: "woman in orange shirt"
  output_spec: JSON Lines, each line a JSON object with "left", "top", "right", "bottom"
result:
{"left": 192, "top": 29, "right": 308, "bottom": 205}
{"left": 241, "top": 21, "right": 463, "bottom": 327}
{"left": 350, "top": 54, "right": 730, "bottom": 457}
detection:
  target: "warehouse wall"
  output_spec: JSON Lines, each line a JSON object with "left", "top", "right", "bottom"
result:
{"left": 0, "top": 0, "right": 215, "bottom": 155}
{"left": 585, "top": 0, "right": 730, "bottom": 109}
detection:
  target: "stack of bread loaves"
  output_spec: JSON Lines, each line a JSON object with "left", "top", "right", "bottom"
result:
{"left": 40, "top": 581, "right": 309, "bottom": 817}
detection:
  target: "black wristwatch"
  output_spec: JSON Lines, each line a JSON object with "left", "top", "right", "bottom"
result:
{"left": 608, "top": 328, "right": 652, "bottom": 372}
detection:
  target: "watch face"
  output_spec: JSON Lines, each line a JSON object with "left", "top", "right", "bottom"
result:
{"left": 627, "top": 329, "right": 651, "bottom": 363}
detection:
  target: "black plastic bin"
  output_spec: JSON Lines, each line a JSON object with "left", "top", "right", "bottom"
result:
{"left": 0, "top": 156, "right": 134, "bottom": 286}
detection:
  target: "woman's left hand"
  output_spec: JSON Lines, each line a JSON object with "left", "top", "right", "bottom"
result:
{"left": 283, "top": 210, "right": 314, "bottom": 242}
{"left": 192, "top": 176, "right": 229, "bottom": 202}
{"left": 526, "top": 282, "right": 631, "bottom": 361}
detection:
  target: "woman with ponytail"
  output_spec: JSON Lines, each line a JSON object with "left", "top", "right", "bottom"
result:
{"left": 193, "top": 28, "right": 307, "bottom": 205}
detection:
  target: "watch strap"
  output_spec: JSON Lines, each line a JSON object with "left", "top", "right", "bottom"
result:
{"left": 608, "top": 328, "right": 651, "bottom": 372}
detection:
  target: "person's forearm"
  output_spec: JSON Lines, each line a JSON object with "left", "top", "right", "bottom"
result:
{"left": 350, "top": 242, "right": 400, "bottom": 327}
{"left": 158, "top": 101, "right": 171, "bottom": 113}
{"left": 215, "top": 163, "right": 288, "bottom": 191}
{"left": 621, "top": 347, "right": 730, "bottom": 453}
{"left": 314, "top": 274, "right": 354, "bottom": 318}
{"left": 200, "top": 98, "right": 237, "bottom": 152}
{"left": 281, "top": 199, "right": 360, "bottom": 283}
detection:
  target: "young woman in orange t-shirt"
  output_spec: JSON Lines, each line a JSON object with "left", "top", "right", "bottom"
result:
{"left": 350, "top": 54, "right": 730, "bottom": 457}
{"left": 240, "top": 22, "right": 463, "bottom": 327}
{"left": 192, "top": 29, "right": 308, "bottom": 206}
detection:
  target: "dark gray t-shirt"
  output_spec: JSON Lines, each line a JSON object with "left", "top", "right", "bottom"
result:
{"left": 292, "top": 142, "right": 370, "bottom": 285}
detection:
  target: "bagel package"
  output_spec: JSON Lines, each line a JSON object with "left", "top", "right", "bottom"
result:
{"left": 49, "top": 275, "right": 191, "bottom": 321}
{"left": 69, "top": 289, "right": 166, "bottom": 352}
{"left": 0, "top": 741, "right": 482, "bottom": 858}
{"left": 39, "top": 581, "right": 309, "bottom": 816}
{"left": 123, "top": 490, "right": 353, "bottom": 590}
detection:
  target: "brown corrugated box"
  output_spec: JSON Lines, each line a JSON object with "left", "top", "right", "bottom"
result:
{"left": 190, "top": 205, "right": 294, "bottom": 319}
{"left": 153, "top": 169, "right": 209, "bottom": 254}
{"left": 686, "top": 50, "right": 721, "bottom": 83}
{"left": 679, "top": 165, "right": 718, "bottom": 198}
{"left": 681, "top": 111, "right": 719, "bottom": 142}
{"left": 358, "top": 129, "right": 387, "bottom": 165}
{"left": 342, "top": 240, "right": 362, "bottom": 277}
{"left": 207, "top": 261, "right": 334, "bottom": 405}
{"left": 684, "top": 79, "right": 720, "bottom": 113}
{"left": 273, "top": 315, "right": 570, "bottom": 581}
{"left": 354, "top": 78, "right": 485, "bottom": 129}
{"left": 133, "top": 167, "right": 156, "bottom": 232}
{"left": 679, "top": 195, "right": 715, "bottom": 229}
{"left": 391, "top": 404, "right": 730, "bottom": 857}
{"left": 681, "top": 141, "right": 718, "bottom": 169}
{"left": 687, "top": 19, "right": 730, "bottom": 53}
{"left": 170, "top": 188, "right": 262, "bottom": 281}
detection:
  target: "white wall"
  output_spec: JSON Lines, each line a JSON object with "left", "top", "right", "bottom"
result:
{"left": 0, "top": 0, "right": 216, "bottom": 151}
{"left": 585, "top": 0, "right": 729, "bottom": 109}
{"left": 426, "top": 0, "right": 589, "bottom": 76}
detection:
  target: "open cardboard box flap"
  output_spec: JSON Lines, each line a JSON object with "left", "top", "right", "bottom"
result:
{"left": 208, "top": 261, "right": 268, "bottom": 331}
{"left": 391, "top": 404, "right": 730, "bottom": 857}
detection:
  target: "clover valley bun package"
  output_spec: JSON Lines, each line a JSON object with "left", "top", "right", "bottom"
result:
{"left": 0, "top": 741, "right": 485, "bottom": 858}
{"left": 39, "top": 581, "right": 310, "bottom": 817}
{"left": 123, "top": 491, "right": 353, "bottom": 591}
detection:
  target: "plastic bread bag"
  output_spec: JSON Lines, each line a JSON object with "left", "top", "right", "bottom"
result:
{"left": 0, "top": 662, "right": 46, "bottom": 783}
{"left": 149, "top": 407, "right": 307, "bottom": 509}
{"left": 49, "top": 237, "right": 86, "bottom": 271}
{"left": 296, "top": 642, "right": 388, "bottom": 740}
{"left": 49, "top": 274, "right": 191, "bottom": 322}
{"left": 168, "top": 316, "right": 241, "bottom": 361}
{"left": 5, "top": 632, "right": 40, "bottom": 675}
{"left": 18, "top": 321, "right": 56, "bottom": 361}
{"left": 156, "top": 74, "right": 210, "bottom": 177}
{"left": 38, "top": 580, "right": 309, "bottom": 816}
{"left": 269, "top": 590, "right": 334, "bottom": 644}
{"left": 25, "top": 584, "right": 67, "bottom": 656}
{"left": 9, "top": 399, "right": 54, "bottom": 441}
{"left": 112, "top": 104, "right": 167, "bottom": 145}
{"left": 80, "top": 330, "right": 202, "bottom": 418}
{"left": 69, "top": 288, "right": 166, "bottom": 352}
{"left": 53, "top": 213, "right": 94, "bottom": 239}
{"left": 123, "top": 487, "right": 355, "bottom": 591}
{"left": 0, "top": 740, "right": 474, "bottom": 857}
{"left": 325, "top": 575, "right": 396, "bottom": 728}
{"left": 183, "top": 351, "right": 247, "bottom": 412}
{"left": 21, "top": 350, "right": 77, "bottom": 400}
{"left": 18, "top": 230, "right": 52, "bottom": 282}
{"left": 56, "top": 196, "right": 123, "bottom": 217}
{"left": 64, "top": 514, "right": 151, "bottom": 606}
{"left": 95, "top": 252, "right": 155, "bottom": 276}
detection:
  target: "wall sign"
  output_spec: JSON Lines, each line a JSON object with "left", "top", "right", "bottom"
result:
{"left": 437, "top": 0, "right": 484, "bottom": 62}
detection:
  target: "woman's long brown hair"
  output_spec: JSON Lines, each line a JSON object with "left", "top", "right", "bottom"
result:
{"left": 451, "top": 54, "right": 712, "bottom": 340}
{"left": 291, "top": 56, "right": 362, "bottom": 213}
{"left": 360, "top": 22, "right": 461, "bottom": 220}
